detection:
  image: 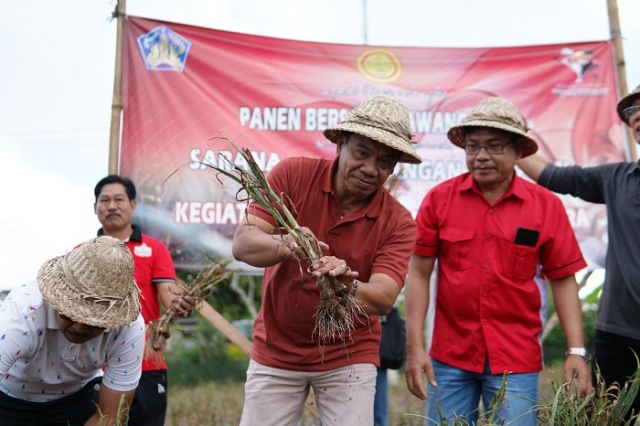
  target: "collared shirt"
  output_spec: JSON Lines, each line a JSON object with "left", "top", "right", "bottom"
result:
{"left": 249, "top": 156, "right": 416, "bottom": 371}
{"left": 415, "top": 172, "right": 586, "bottom": 374}
{"left": 540, "top": 161, "right": 640, "bottom": 340}
{"left": 98, "top": 225, "right": 176, "bottom": 371}
{"left": 0, "top": 282, "right": 145, "bottom": 402}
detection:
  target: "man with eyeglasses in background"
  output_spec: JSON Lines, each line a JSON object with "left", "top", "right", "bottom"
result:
{"left": 404, "top": 97, "right": 592, "bottom": 425}
{"left": 517, "top": 85, "right": 640, "bottom": 421}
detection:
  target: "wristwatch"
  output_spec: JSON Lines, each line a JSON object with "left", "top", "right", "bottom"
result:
{"left": 565, "top": 347, "right": 592, "bottom": 361}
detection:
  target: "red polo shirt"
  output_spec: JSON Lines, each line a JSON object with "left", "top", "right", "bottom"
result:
{"left": 99, "top": 226, "right": 176, "bottom": 371}
{"left": 249, "top": 157, "right": 416, "bottom": 371}
{"left": 415, "top": 173, "right": 586, "bottom": 374}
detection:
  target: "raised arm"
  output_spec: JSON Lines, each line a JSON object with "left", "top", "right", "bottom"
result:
{"left": 516, "top": 154, "right": 550, "bottom": 182}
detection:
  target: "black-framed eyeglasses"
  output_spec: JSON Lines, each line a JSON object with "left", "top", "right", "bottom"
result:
{"left": 623, "top": 105, "right": 640, "bottom": 121}
{"left": 463, "top": 139, "right": 515, "bottom": 156}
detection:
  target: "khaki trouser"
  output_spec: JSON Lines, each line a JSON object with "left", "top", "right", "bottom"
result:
{"left": 240, "top": 359, "right": 377, "bottom": 426}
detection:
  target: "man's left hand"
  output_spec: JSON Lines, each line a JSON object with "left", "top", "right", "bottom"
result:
{"left": 563, "top": 355, "right": 593, "bottom": 397}
{"left": 172, "top": 294, "right": 196, "bottom": 318}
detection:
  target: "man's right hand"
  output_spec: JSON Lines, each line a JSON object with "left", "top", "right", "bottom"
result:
{"left": 405, "top": 349, "right": 437, "bottom": 400}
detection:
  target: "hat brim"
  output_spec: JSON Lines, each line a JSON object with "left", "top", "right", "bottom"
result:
{"left": 324, "top": 124, "right": 422, "bottom": 164}
{"left": 617, "top": 90, "right": 640, "bottom": 125}
{"left": 37, "top": 254, "right": 140, "bottom": 329}
{"left": 447, "top": 120, "right": 539, "bottom": 158}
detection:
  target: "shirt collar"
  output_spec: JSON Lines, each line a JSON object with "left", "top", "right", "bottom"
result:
{"left": 46, "top": 303, "right": 62, "bottom": 330}
{"left": 321, "top": 157, "right": 385, "bottom": 219}
{"left": 458, "top": 171, "right": 529, "bottom": 202}
{"left": 97, "top": 224, "right": 143, "bottom": 242}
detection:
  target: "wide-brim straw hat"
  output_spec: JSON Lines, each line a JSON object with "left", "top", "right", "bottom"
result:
{"left": 617, "top": 84, "right": 640, "bottom": 125}
{"left": 447, "top": 97, "right": 539, "bottom": 158}
{"left": 323, "top": 94, "right": 422, "bottom": 164}
{"left": 38, "top": 235, "right": 140, "bottom": 328}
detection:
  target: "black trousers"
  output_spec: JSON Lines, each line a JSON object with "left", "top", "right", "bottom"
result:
{"left": 0, "top": 377, "right": 101, "bottom": 426}
{"left": 127, "top": 369, "right": 168, "bottom": 426}
{"left": 593, "top": 329, "right": 640, "bottom": 419}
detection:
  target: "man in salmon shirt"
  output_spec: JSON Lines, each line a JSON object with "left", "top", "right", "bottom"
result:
{"left": 233, "top": 94, "right": 422, "bottom": 426}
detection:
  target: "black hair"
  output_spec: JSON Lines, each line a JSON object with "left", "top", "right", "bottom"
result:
{"left": 94, "top": 175, "right": 137, "bottom": 202}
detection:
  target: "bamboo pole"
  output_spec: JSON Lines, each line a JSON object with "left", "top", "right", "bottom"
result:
{"left": 607, "top": 0, "right": 636, "bottom": 160}
{"left": 108, "top": 0, "right": 126, "bottom": 174}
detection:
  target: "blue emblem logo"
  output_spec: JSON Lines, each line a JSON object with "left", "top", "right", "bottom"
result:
{"left": 137, "top": 26, "right": 191, "bottom": 72}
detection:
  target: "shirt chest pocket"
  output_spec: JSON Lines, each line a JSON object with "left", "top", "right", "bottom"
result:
{"left": 499, "top": 242, "right": 539, "bottom": 281}
{"left": 440, "top": 228, "right": 474, "bottom": 271}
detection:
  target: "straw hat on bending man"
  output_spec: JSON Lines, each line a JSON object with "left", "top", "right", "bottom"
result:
{"left": 0, "top": 236, "right": 145, "bottom": 426}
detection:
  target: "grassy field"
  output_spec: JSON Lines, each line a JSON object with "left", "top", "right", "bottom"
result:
{"left": 165, "top": 365, "right": 564, "bottom": 426}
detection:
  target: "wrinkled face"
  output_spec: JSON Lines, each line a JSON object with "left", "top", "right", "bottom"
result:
{"left": 627, "top": 98, "right": 640, "bottom": 143}
{"left": 94, "top": 183, "right": 136, "bottom": 233}
{"left": 335, "top": 133, "right": 401, "bottom": 199}
{"left": 56, "top": 312, "right": 106, "bottom": 344}
{"left": 464, "top": 128, "right": 520, "bottom": 192}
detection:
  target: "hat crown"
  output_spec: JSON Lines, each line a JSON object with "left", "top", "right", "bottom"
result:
{"left": 323, "top": 94, "right": 422, "bottom": 164}
{"left": 446, "top": 96, "right": 539, "bottom": 158}
{"left": 465, "top": 97, "right": 528, "bottom": 133}
{"left": 345, "top": 94, "right": 412, "bottom": 143}
{"left": 62, "top": 236, "right": 135, "bottom": 301}
{"left": 38, "top": 235, "right": 140, "bottom": 328}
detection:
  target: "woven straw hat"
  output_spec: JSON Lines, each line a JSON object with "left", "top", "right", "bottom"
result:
{"left": 617, "top": 84, "right": 640, "bottom": 125}
{"left": 447, "top": 97, "right": 539, "bottom": 158}
{"left": 38, "top": 235, "right": 140, "bottom": 328}
{"left": 323, "top": 94, "right": 422, "bottom": 164}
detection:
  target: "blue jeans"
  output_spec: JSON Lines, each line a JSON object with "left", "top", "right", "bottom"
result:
{"left": 426, "top": 359, "right": 538, "bottom": 426}
{"left": 373, "top": 368, "right": 388, "bottom": 426}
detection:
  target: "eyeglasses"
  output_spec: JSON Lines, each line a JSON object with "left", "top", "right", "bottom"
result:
{"left": 623, "top": 105, "right": 640, "bottom": 121}
{"left": 463, "top": 140, "right": 514, "bottom": 156}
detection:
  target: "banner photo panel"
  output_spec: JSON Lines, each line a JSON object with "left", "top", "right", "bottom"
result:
{"left": 122, "top": 16, "right": 623, "bottom": 272}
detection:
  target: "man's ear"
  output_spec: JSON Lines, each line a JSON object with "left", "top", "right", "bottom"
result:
{"left": 336, "top": 133, "right": 346, "bottom": 155}
{"left": 93, "top": 203, "right": 98, "bottom": 215}
{"left": 131, "top": 199, "right": 137, "bottom": 212}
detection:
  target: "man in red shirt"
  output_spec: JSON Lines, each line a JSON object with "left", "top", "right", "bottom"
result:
{"left": 94, "top": 175, "right": 193, "bottom": 426}
{"left": 233, "top": 94, "right": 422, "bottom": 426}
{"left": 404, "top": 97, "right": 591, "bottom": 425}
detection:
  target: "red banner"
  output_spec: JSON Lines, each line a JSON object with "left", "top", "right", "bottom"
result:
{"left": 122, "top": 16, "right": 625, "bottom": 271}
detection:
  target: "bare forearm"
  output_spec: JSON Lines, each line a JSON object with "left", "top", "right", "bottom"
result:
{"left": 232, "top": 216, "right": 283, "bottom": 267}
{"left": 405, "top": 255, "right": 435, "bottom": 352}
{"left": 516, "top": 154, "right": 550, "bottom": 182}
{"left": 551, "top": 275, "right": 585, "bottom": 348}
{"left": 85, "top": 387, "right": 134, "bottom": 426}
